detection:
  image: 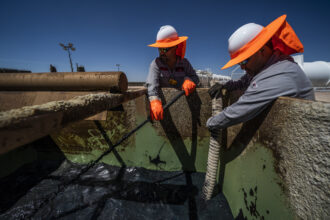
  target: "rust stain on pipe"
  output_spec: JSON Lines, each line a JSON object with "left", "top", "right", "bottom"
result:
{"left": 0, "top": 88, "right": 146, "bottom": 154}
{"left": 0, "top": 72, "right": 128, "bottom": 92}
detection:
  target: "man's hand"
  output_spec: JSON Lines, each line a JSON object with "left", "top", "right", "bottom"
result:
{"left": 150, "top": 99, "right": 163, "bottom": 120}
{"left": 208, "top": 83, "right": 223, "bottom": 99}
{"left": 182, "top": 79, "right": 196, "bottom": 96}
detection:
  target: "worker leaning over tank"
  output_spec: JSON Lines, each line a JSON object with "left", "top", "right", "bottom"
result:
{"left": 207, "top": 14, "right": 315, "bottom": 130}
{"left": 146, "top": 25, "right": 200, "bottom": 121}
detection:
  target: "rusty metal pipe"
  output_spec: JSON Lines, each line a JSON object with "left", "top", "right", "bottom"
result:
{"left": 0, "top": 88, "right": 147, "bottom": 154}
{"left": 0, "top": 72, "right": 128, "bottom": 92}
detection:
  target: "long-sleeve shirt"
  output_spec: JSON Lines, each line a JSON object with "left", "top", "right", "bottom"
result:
{"left": 146, "top": 57, "right": 200, "bottom": 100}
{"left": 206, "top": 53, "right": 315, "bottom": 130}
{"left": 223, "top": 73, "right": 252, "bottom": 92}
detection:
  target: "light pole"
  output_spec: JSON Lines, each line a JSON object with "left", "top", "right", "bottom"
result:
{"left": 116, "top": 64, "right": 121, "bottom": 71}
{"left": 59, "top": 43, "right": 76, "bottom": 72}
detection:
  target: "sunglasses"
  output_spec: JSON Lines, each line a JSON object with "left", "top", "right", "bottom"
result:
{"left": 239, "top": 58, "right": 250, "bottom": 66}
{"left": 158, "top": 47, "right": 174, "bottom": 53}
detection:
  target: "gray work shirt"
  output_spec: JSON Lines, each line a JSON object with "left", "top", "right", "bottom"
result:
{"left": 146, "top": 57, "right": 200, "bottom": 100}
{"left": 207, "top": 54, "right": 315, "bottom": 130}
{"left": 223, "top": 73, "right": 253, "bottom": 92}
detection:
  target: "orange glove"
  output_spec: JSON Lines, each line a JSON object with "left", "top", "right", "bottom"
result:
{"left": 182, "top": 79, "right": 196, "bottom": 96}
{"left": 149, "top": 99, "right": 163, "bottom": 121}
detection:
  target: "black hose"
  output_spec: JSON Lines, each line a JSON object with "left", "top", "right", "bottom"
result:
{"left": 162, "top": 90, "right": 185, "bottom": 110}
{"left": 77, "top": 90, "right": 185, "bottom": 179}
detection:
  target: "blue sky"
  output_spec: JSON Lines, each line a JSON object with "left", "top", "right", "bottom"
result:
{"left": 1, "top": 0, "right": 330, "bottom": 81}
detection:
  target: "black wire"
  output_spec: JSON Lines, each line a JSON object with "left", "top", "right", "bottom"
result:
{"left": 29, "top": 90, "right": 185, "bottom": 218}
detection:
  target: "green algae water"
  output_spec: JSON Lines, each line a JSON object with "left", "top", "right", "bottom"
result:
{"left": 223, "top": 143, "right": 295, "bottom": 219}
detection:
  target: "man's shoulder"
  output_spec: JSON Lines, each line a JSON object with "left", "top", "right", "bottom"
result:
{"left": 148, "top": 58, "right": 161, "bottom": 73}
{"left": 177, "top": 57, "right": 191, "bottom": 65}
{"left": 268, "top": 59, "right": 300, "bottom": 73}
{"left": 152, "top": 58, "right": 163, "bottom": 68}
{"left": 252, "top": 60, "right": 304, "bottom": 89}
{"left": 149, "top": 58, "right": 156, "bottom": 65}
{"left": 257, "top": 60, "right": 300, "bottom": 80}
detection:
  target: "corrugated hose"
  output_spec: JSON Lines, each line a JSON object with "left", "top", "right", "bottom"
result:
{"left": 202, "top": 85, "right": 224, "bottom": 200}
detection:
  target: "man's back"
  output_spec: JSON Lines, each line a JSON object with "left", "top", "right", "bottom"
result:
{"left": 207, "top": 58, "right": 315, "bottom": 130}
{"left": 252, "top": 59, "right": 315, "bottom": 101}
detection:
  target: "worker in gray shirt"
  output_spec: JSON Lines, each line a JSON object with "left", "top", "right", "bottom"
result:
{"left": 209, "top": 73, "right": 253, "bottom": 99}
{"left": 207, "top": 14, "right": 315, "bottom": 130}
{"left": 146, "top": 25, "right": 199, "bottom": 121}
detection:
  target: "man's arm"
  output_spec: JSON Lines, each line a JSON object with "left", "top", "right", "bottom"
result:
{"left": 209, "top": 73, "right": 252, "bottom": 99}
{"left": 223, "top": 73, "right": 252, "bottom": 92}
{"left": 146, "top": 59, "right": 161, "bottom": 101}
{"left": 207, "top": 72, "right": 294, "bottom": 130}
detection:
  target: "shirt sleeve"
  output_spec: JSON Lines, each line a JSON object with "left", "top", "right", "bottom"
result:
{"left": 223, "top": 73, "right": 252, "bottom": 92}
{"left": 146, "top": 59, "right": 160, "bottom": 100}
{"left": 183, "top": 59, "right": 200, "bottom": 86}
{"left": 206, "top": 73, "right": 293, "bottom": 130}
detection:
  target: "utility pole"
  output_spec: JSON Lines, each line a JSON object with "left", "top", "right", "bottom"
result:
{"left": 59, "top": 43, "right": 76, "bottom": 72}
{"left": 116, "top": 64, "right": 121, "bottom": 71}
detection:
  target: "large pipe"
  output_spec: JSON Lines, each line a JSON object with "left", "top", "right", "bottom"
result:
{"left": 0, "top": 71, "right": 128, "bottom": 92}
{"left": 0, "top": 88, "right": 146, "bottom": 154}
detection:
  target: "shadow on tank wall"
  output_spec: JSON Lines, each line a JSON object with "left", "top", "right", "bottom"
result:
{"left": 0, "top": 136, "right": 65, "bottom": 212}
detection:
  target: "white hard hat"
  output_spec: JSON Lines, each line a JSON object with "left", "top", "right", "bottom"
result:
{"left": 222, "top": 15, "right": 303, "bottom": 70}
{"left": 156, "top": 25, "right": 178, "bottom": 41}
{"left": 228, "top": 23, "right": 263, "bottom": 55}
{"left": 148, "top": 25, "right": 188, "bottom": 48}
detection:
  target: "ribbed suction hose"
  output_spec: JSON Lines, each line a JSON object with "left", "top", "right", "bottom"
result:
{"left": 202, "top": 82, "right": 224, "bottom": 200}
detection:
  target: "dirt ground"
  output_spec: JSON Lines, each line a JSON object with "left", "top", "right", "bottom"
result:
{"left": 315, "top": 91, "right": 330, "bottom": 102}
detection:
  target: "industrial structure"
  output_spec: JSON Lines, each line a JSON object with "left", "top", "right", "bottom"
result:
{"left": 0, "top": 70, "right": 329, "bottom": 219}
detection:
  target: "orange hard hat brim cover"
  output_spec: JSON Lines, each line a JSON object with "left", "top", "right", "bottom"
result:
{"left": 148, "top": 36, "right": 188, "bottom": 58}
{"left": 221, "top": 14, "right": 304, "bottom": 70}
{"left": 148, "top": 36, "right": 188, "bottom": 48}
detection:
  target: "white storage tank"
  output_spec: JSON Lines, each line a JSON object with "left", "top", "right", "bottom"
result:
{"left": 293, "top": 55, "right": 330, "bottom": 88}
{"left": 303, "top": 61, "right": 330, "bottom": 87}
